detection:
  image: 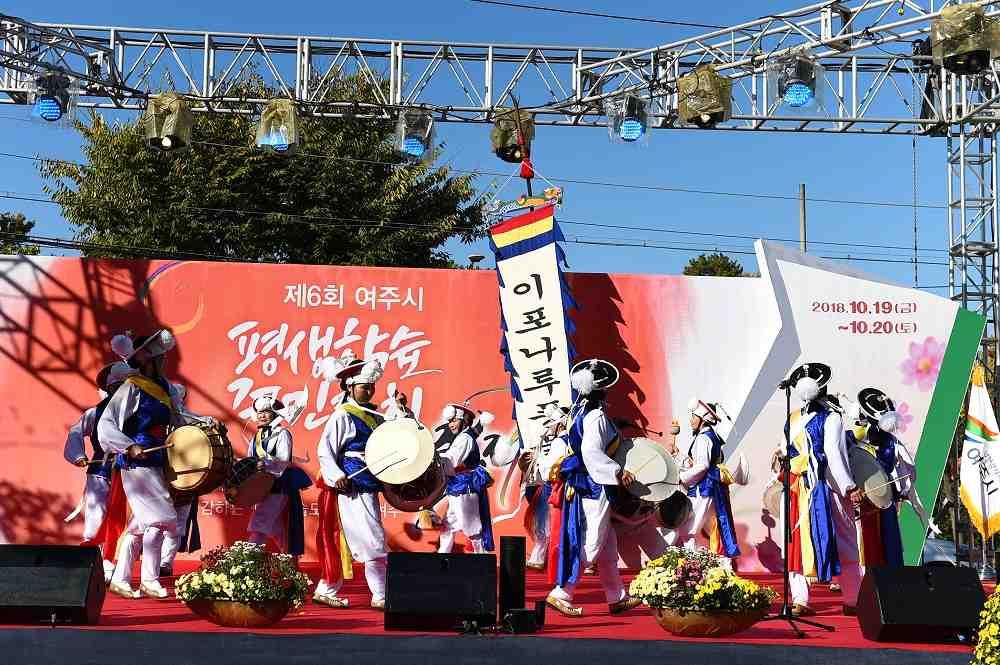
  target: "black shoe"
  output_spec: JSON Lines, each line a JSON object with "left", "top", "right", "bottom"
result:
{"left": 158, "top": 566, "right": 173, "bottom": 578}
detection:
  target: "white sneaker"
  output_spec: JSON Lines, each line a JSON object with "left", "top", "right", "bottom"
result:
{"left": 139, "top": 580, "right": 169, "bottom": 599}
{"left": 108, "top": 581, "right": 140, "bottom": 599}
{"left": 103, "top": 560, "right": 115, "bottom": 584}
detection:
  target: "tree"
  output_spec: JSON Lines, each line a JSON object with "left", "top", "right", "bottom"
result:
{"left": 0, "top": 212, "right": 40, "bottom": 255}
{"left": 683, "top": 252, "right": 745, "bottom": 277}
{"left": 40, "top": 76, "right": 485, "bottom": 267}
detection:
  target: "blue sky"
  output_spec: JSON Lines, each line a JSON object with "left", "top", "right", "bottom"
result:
{"left": 0, "top": 1, "right": 951, "bottom": 290}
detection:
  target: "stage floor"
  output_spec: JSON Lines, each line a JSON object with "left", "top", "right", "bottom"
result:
{"left": 0, "top": 566, "right": 977, "bottom": 664}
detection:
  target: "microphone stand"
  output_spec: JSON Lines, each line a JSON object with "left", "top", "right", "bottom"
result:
{"left": 758, "top": 381, "right": 834, "bottom": 637}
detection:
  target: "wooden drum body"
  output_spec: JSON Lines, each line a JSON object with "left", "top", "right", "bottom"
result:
{"left": 381, "top": 459, "right": 447, "bottom": 512}
{"left": 224, "top": 458, "right": 275, "bottom": 507}
{"left": 166, "top": 423, "right": 233, "bottom": 497}
{"left": 366, "top": 418, "right": 444, "bottom": 513}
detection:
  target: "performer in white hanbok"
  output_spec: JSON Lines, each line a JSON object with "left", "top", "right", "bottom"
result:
{"left": 675, "top": 399, "right": 740, "bottom": 565}
{"left": 842, "top": 388, "right": 930, "bottom": 613}
{"left": 315, "top": 355, "right": 389, "bottom": 610}
{"left": 545, "top": 359, "right": 640, "bottom": 618}
{"left": 64, "top": 361, "right": 137, "bottom": 582}
{"left": 437, "top": 403, "right": 495, "bottom": 553}
{"left": 776, "top": 362, "right": 861, "bottom": 617}
{"left": 520, "top": 405, "right": 569, "bottom": 570}
{"left": 243, "top": 395, "right": 311, "bottom": 557}
{"left": 98, "top": 330, "right": 216, "bottom": 600}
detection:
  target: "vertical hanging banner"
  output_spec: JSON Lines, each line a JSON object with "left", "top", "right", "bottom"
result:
{"left": 960, "top": 365, "right": 1000, "bottom": 537}
{"left": 489, "top": 203, "right": 577, "bottom": 449}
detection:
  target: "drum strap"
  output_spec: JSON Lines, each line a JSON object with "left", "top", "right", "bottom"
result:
{"left": 339, "top": 403, "right": 381, "bottom": 431}
{"left": 125, "top": 376, "right": 173, "bottom": 411}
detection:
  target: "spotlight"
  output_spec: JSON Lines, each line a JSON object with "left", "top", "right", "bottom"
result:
{"left": 932, "top": 5, "right": 996, "bottom": 75}
{"left": 255, "top": 99, "right": 299, "bottom": 154}
{"left": 396, "top": 110, "right": 434, "bottom": 160}
{"left": 30, "top": 71, "right": 74, "bottom": 123}
{"left": 677, "top": 65, "right": 732, "bottom": 129}
{"left": 770, "top": 50, "right": 823, "bottom": 111}
{"left": 141, "top": 92, "right": 193, "bottom": 152}
{"left": 491, "top": 108, "right": 534, "bottom": 163}
{"left": 605, "top": 94, "right": 648, "bottom": 144}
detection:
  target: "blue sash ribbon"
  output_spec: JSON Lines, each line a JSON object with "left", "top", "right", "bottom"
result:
{"left": 685, "top": 429, "right": 740, "bottom": 558}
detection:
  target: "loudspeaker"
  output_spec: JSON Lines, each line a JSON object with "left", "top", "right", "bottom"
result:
{"left": 499, "top": 536, "right": 526, "bottom": 619}
{"left": 0, "top": 545, "right": 106, "bottom": 625}
{"left": 385, "top": 552, "right": 496, "bottom": 631}
{"left": 857, "top": 565, "right": 985, "bottom": 642}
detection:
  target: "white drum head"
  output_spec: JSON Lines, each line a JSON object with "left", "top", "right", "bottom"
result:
{"left": 849, "top": 444, "right": 893, "bottom": 510}
{"left": 612, "top": 437, "right": 680, "bottom": 502}
{"left": 762, "top": 478, "right": 783, "bottom": 516}
{"left": 365, "top": 418, "right": 436, "bottom": 485}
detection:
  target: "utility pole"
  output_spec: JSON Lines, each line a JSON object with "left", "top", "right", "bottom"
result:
{"left": 799, "top": 183, "right": 807, "bottom": 253}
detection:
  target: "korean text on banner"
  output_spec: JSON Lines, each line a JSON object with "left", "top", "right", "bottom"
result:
{"left": 960, "top": 365, "right": 1000, "bottom": 537}
{"left": 489, "top": 204, "right": 577, "bottom": 449}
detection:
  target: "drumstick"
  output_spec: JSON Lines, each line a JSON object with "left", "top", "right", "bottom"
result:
{"left": 346, "top": 456, "right": 406, "bottom": 480}
{"left": 864, "top": 472, "right": 913, "bottom": 495}
{"left": 139, "top": 442, "right": 174, "bottom": 454}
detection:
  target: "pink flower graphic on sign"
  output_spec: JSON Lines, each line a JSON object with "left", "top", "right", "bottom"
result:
{"left": 895, "top": 402, "right": 914, "bottom": 434}
{"left": 900, "top": 337, "right": 945, "bottom": 392}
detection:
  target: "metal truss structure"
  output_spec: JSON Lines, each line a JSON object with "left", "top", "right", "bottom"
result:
{"left": 1, "top": 1, "right": 1000, "bottom": 391}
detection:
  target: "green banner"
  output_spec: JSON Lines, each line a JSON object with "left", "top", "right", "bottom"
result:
{"left": 901, "top": 308, "right": 985, "bottom": 563}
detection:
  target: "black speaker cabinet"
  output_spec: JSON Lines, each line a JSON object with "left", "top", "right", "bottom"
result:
{"left": 857, "top": 565, "right": 985, "bottom": 642}
{"left": 0, "top": 545, "right": 106, "bottom": 625}
{"left": 385, "top": 552, "right": 496, "bottom": 631}
{"left": 499, "top": 536, "right": 526, "bottom": 619}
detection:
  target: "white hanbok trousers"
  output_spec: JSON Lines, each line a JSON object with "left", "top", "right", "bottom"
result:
{"left": 549, "top": 492, "right": 626, "bottom": 604}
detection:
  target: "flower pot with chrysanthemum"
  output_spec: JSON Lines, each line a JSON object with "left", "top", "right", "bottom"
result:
{"left": 175, "top": 541, "right": 310, "bottom": 628}
{"left": 629, "top": 547, "right": 777, "bottom": 637}
{"left": 973, "top": 588, "right": 1000, "bottom": 665}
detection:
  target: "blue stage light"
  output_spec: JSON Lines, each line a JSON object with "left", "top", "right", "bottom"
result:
{"left": 257, "top": 128, "right": 289, "bottom": 152}
{"left": 403, "top": 137, "right": 426, "bottom": 158}
{"left": 783, "top": 82, "right": 814, "bottom": 108}
{"left": 32, "top": 95, "right": 63, "bottom": 122}
{"left": 619, "top": 118, "right": 645, "bottom": 142}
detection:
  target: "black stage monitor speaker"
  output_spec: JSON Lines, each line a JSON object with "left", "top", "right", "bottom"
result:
{"left": 385, "top": 552, "right": 497, "bottom": 631}
{"left": 857, "top": 565, "right": 985, "bottom": 642}
{"left": 499, "top": 536, "right": 526, "bottom": 619}
{"left": 0, "top": 545, "right": 106, "bottom": 625}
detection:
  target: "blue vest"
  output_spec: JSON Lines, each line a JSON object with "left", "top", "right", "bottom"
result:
{"left": 121, "top": 378, "right": 172, "bottom": 469}
{"left": 338, "top": 408, "right": 383, "bottom": 494}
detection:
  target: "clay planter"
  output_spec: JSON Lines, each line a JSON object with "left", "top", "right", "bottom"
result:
{"left": 184, "top": 599, "right": 292, "bottom": 628}
{"left": 652, "top": 607, "right": 766, "bottom": 637}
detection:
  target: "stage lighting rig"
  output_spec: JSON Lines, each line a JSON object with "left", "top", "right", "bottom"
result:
{"left": 491, "top": 107, "right": 534, "bottom": 163}
{"left": 769, "top": 49, "right": 823, "bottom": 111}
{"left": 141, "top": 92, "right": 193, "bottom": 152}
{"left": 30, "top": 71, "right": 76, "bottom": 124}
{"left": 397, "top": 109, "right": 435, "bottom": 159}
{"left": 255, "top": 99, "right": 299, "bottom": 154}
{"left": 605, "top": 94, "right": 648, "bottom": 144}
{"left": 677, "top": 65, "right": 732, "bottom": 129}
{"left": 931, "top": 4, "right": 997, "bottom": 75}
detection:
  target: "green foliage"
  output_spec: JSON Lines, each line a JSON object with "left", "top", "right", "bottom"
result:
{"left": 0, "top": 212, "right": 40, "bottom": 255}
{"left": 40, "top": 75, "right": 485, "bottom": 267}
{"left": 683, "top": 252, "right": 745, "bottom": 277}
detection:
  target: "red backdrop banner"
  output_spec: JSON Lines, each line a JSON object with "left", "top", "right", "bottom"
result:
{"left": 0, "top": 257, "right": 673, "bottom": 559}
